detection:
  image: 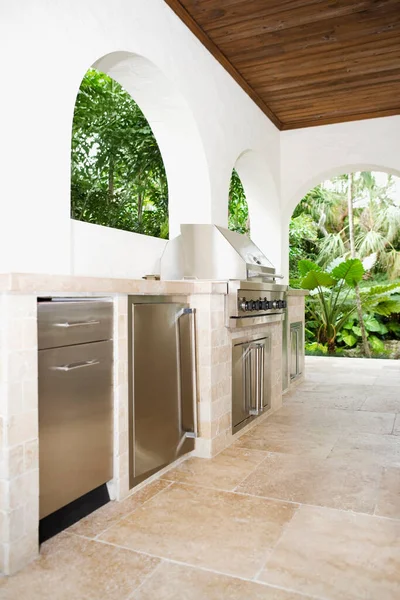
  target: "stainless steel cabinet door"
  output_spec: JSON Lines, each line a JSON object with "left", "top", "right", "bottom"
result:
{"left": 39, "top": 340, "right": 113, "bottom": 518}
{"left": 130, "top": 303, "right": 195, "bottom": 484}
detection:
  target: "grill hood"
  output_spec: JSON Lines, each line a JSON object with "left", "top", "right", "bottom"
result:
{"left": 160, "top": 224, "right": 281, "bottom": 281}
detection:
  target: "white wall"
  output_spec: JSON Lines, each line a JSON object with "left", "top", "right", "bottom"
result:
{"left": 2, "top": 1, "right": 400, "bottom": 281}
{"left": 71, "top": 220, "right": 167, "bottom": 279}
{"left": 0, "top": 0, "right": 279, "bottom": 278}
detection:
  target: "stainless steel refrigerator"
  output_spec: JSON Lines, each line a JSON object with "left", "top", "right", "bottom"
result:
{"left": 128, "top": 296, "right": 197, "bottom": 488}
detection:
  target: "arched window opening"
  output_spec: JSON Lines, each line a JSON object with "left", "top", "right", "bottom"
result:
{"left": 290, "top": 170, "right": 400, "bottom": 358}
{"left": 228, "top": 168, "right": 250, "bottom": 235}
{"left": 71, "top": 68, "right": 168, "bottom": 238}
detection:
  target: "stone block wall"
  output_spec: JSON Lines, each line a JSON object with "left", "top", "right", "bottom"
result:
{"left": 192, "top": 293, "right": 283, "bottom": 458}
{"left": 0, "top": 294, "right": 39, "bottom": 575}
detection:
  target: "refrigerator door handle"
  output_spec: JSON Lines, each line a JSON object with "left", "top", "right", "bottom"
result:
{"left": 177, "top": 308, "right": 198, "bottom": 441}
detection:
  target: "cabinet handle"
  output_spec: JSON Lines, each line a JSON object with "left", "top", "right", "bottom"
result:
{"left": 51, "top": 359, "right": 100, "bottom": 371}
{"left": 53, "top": 320, "right": 100, "bottom": 328}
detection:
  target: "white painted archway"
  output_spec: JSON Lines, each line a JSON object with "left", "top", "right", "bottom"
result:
{"left": 280, "top": 163, "right": 400, "bottom": 282}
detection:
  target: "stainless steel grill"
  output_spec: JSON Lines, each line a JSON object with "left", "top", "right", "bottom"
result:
{"left": 160, "top": 224, "right": 287, "bottom": 328}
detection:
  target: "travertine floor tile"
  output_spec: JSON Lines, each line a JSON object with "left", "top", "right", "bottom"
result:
{"left": 268, "top": 404, "right": 395, "bottom": 434}
{"left": 99, "top": 483, "right": 297, "bottom": 579}
{"left": 236, "top": 452, "right": 382, "bottom": 514}
{"left": 361, "top": 395, "right": 400, "bottom": 413}
{"left": 132, "top": 562, "right": 313, "bottom": 600}
{"left": 328, "top": 432, "right": 400, "bottom": 467}
{"left": 285, "top": 388, "right": 367, "bottom": 411}
{"left": 260, "top": 505, "right": 400, "bottom": 600}
{"left": 374, "top": 376, "right": 400, "bottom": 387}
{"left": 68, "top": 479, "right": 171, "bottom": 538}
{"left": 162, "top": 446, "right": 268, "bottom": 491}
{"left": 375, "top": 467, "right": 400, "bottom": 519}
{"left": 0, "top": 532, "right": 159, "bottom": 600}
{"left": 235, "top": 421, "right": 340, "bottom": 459}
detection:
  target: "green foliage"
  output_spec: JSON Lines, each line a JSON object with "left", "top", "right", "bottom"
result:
{"left": 228, "top": 169, "right": 249, "bottom": 234}
{"left": 300, "top": 258, "right": 365, "bottom": 353}
{"left": 71, "top": 69, "right": 168, "bottom": 238}
{"left": 290, "top": 172, "right": 400, "bottom": 281}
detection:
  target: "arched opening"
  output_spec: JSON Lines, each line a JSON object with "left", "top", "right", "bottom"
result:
{"left": 289, "top": 169, "right": 400, "bottom": 358}
{"left": 70, "top": 51, "right": 212, "bottom": 279}
{"left": 71, "top": 68, "right": 168, "bottom": 238}
{"left": 228, "top": 168, "right": 250, "bottom": 235}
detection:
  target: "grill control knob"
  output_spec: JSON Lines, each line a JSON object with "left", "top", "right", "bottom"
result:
{"left": 239, "top": 298, "right": 247, "bottom": 311}
{"left": 246, "top": 300, "right": 253, "bottom": 311}
{"left": 271, "top": 300, "right": 277, "bottom": 309}
{"left": 254, "top": 300, "right": 261, "bottom": 311}
{"left": 282, "top": 300, "right": 287, "bottom": 309}
{"left": 276, "top": 300, "right": 282, "bottom": 309}
{"left": 261, "top": 299, "right": 269, "bottom": 310}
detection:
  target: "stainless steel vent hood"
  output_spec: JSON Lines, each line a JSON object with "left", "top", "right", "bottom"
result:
{"left": 160, "top": 224, "right": 280, "bottom": 281}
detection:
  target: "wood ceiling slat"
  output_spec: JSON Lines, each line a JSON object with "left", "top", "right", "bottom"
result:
{"left": 228, "top": 4, "right": 400, "bottom": 67}
{"left": 164, "top": 0, "right": 400, "bottom": 129}
{"left": 240, "top": 34, "right": 400, "bottom": 81}
{"left": 258, "top": 70, "right": 400, "bottom": 104}
{"left": 281, "top": 107, "right": 400, "bottom": 129}
{"left": 209, "top": 0, "right": 387, "bottom": 42}
{"left": 179, "top": 0, "right": 324, "bottom": 28}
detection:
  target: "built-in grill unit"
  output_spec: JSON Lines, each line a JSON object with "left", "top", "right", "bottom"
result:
{"left": 161, "top": 224, "right": 288, "bottom": 434}
{"left": 160, "top": 224, "right": 287, "bottom": 328}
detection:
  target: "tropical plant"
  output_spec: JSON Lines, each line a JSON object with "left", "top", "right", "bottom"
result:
{"left": 299, "top": 258, "right": 400, "bottom": 354}
{"left": 228, "top": 169, "right": 249, "bottom": 234}
{"left": 71, "top": 68, "right": 168, "bottom": 238}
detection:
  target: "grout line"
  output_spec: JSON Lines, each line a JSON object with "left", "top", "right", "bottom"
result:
{"left": 93, "top": 481, "right": 175, "bottom": 540}
{"left": 67, "top": 480, "right": 174, "bottom": 542}
{"left": 93, "top": 537, "right": 323, "bottom": 599}
{"left": 126, "top": 560, "right": 164, "bottom": 600}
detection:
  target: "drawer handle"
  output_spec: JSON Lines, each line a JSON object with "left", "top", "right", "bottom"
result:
{"left": 53, "top": 320, "right": 100, "bottom": 328}
{"left": 52, "top": 359, "right": 100, "bottom": 372}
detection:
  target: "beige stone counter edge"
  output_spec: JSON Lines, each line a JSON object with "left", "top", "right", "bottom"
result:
{"left": 287, "top": 289, "right": 309, "bottom": 296}
{"left": 0, "top": 273, "right": 228, "bottom": 295}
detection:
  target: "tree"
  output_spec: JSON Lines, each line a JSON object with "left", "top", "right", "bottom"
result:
{"left": 71, "top": 69, "right": 168, "bottom": 238}
{"left": 347, "top": 173, "right": 371, "bottom": 357}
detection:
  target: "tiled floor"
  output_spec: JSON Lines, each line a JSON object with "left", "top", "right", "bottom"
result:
{"left": 1, "top": 356, "right": 400, "bottom": 599}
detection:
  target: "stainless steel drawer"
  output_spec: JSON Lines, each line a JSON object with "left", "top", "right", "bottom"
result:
{"left": 39, "top": 340, "right": 113, "bottom": 518}
{"left": 38, "top": 299, "right": 112, "bottom": 349}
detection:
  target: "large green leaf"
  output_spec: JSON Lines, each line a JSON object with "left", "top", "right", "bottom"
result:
{"left": 387, "top": 321, "right": 400, "bottom": 334}
{"left": 331, "top": 259, "right": 364, "bottom": 286}
{"left": 352, "top": 326, "right": 362, "bottom": 337}
{"left": 300, "top": 270, "right": 337, "bottom": 291}
{"left": 369, "top": 335, "right": 385, "bottom": 353}
{"left": 298, "top": 260, "right": 321, "bottom": 277}
{"left": 342, "top": 333, "right": 357, "bottom": 347}
{"left": 363, "top": 315, "right": 385, "bottom": 333}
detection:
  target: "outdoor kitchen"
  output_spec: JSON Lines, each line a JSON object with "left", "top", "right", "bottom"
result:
{"left": 0, "top": 223, "right": 307, "bottom": 574}
{"left": 2, "top": 1, "right": 400, "bottom": 599}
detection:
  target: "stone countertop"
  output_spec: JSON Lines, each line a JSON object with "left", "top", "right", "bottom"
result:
{"left": 286, "top": 289, "right": 309, "bottom": 296}
{"left": 0, "top": 273, "right": 228, "bottom": 295}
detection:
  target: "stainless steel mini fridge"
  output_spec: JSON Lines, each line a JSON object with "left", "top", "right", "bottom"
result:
{"left": 128, "top": 296, "right": 197, "bottom": 487}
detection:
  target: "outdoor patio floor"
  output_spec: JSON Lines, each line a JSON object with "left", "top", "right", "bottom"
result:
{"left": 1, "top": 356, "right": 400, "bottom": 599}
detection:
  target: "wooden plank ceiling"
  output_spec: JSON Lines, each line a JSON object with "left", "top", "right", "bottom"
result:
{"left": 164, "top": 0, "right": 400, "bottom": 130}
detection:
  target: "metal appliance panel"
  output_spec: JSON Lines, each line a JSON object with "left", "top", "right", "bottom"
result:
{"left": 290, "top": 322, "right": 304, "bottom": 380}
{"left": 129, "top": 299, "right": 196, "bottom": 487}
{"left": 232, "top": 335, "right": 271, "bottom": 433}
{"left": 160, "top": 224, "right": 282, "bottom": 281}
{"left": 38, "top": 299, "right": 112, "bottom": 350}
{"left": 39, "top": 340, "right": 113, "bottom": 518}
